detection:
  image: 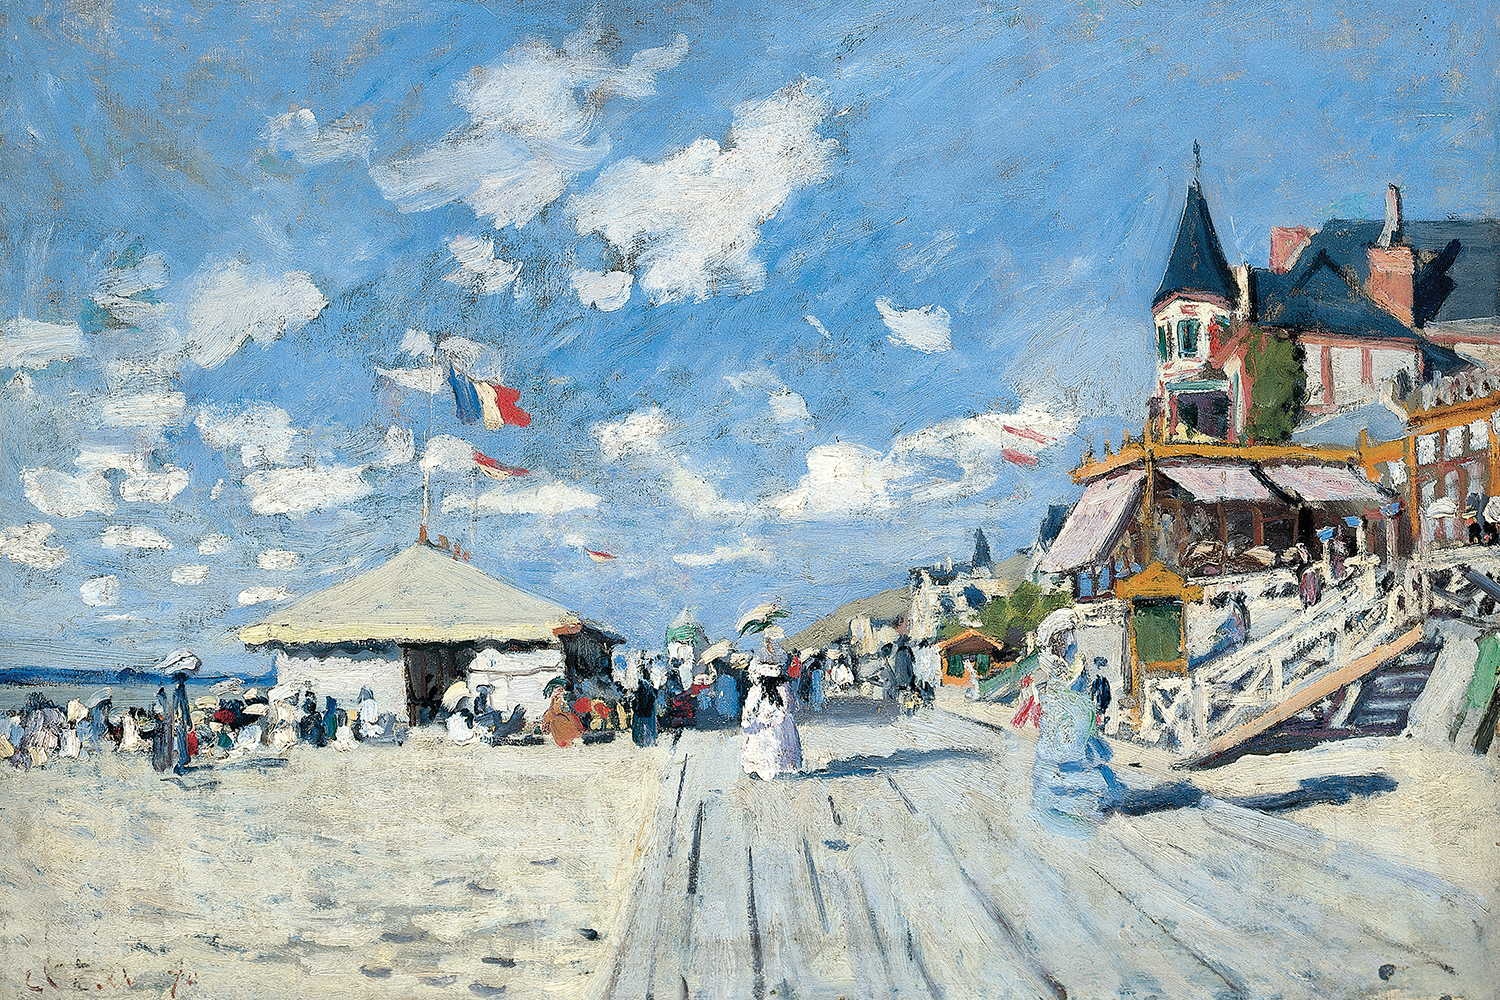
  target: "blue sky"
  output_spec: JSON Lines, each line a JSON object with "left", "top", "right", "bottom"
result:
{"left": 0, "top": 0, "right": 1495, "bottom": 670}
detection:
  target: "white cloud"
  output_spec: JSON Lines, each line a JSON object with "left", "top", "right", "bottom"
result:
{"left": 243, "top": 464, "right": 370, "bottom": 515}
{"left": 371, "top": 31, "right": 688, "bottom": 230}
{"left": 400, "top": 328, "right": 436, "bottom": 359}
{"left": 769, "top": 389, "right": 811, "bottom": 427}
{"left": 22, "top": 468, "right": 116, "bottom": 518}
{"left": 673, "top": 537, "right": 773, "bottom": 567}
{"left": 444, "top": 236, "right": 522, "bottom": 294}
{"left": 726, "top": 371, "right": 811, "bottom": 431}
{"left": 593, "top": 408, "right": 743, "bottom": 517}
{"left": 172, "top": 564, "right": 210, "bottom": 585}
{"left": 594, "top": 408, "right": 670, "bottom": 460}
{"left": 442, "top": 479, "right": 600, "bottom": 517}
{"left": 0, "top": 318, "right": 84, "bottom": 369}
{"left": 769, "top": 406, "right": 1077, "bottom": 522}
{"left": 377, "top": 425, "right": 415, "bottom": 467}
{"left": 179, "top": 260, "right": 328, "bottom": 369}
{"left": 257, "top": 549, "right": 299, "bottom": 570}
{"left": 805, "top": 314, "right": 831, "bottom": 338}
{"left": 266, "top": 107, "right": 373, "bottom": 166}
{"left": 238, "top": 584, "right": 291, "bottom": 606}
{"left": 195, "top": 403, "right": 298, "bottom": 467}
{"left": 198, "top": 533, "right": 231, "bottom": 555}
{"left": 377, "top": 363, "right": 445, "bottom": 395}
{"left": 421, "top": 433, "right": 481, "bottom": 475}
{"left": 876, "top": 297, "right": 952, "bottom": 353}
{"left": 894, "top": 406, "right": 1078, "bottom": 484}
{"left": 769, "top": 442, "right": 911, "bottom": 519}
{"left": 0, "top": 523, "right": 68, "bottom": 570}
{"left": 571, "top": 78, "right": 837, "bottom": 303}
{"left": 120, "top": 465, "right": 190, "bottom": 503}
{"left": 570, "top": 269, "right": 633, "bottom": 311}
{"left": 80, "top": 575, "right": 119, "bottom": 607}
{"left": 665, "top": 465, "right": 748, "bottom": 518}
{"left": 91, "top": 252, "right": 170, "bottom": 329}
{"left": 99, "top": 391, "right": 187, "bottom": 428}
{"left": 102, "top": 525, "right": 174, "bottom": 550}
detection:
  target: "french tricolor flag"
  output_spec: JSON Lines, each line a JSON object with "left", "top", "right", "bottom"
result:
{"left": 448, "top": 364, "right": 531, "bottom": 430}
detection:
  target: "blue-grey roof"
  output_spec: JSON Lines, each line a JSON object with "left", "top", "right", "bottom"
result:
{"left": 1154, "top": 181, "right": 1238, "bottom": 309}
{"left": 1295, "top": 218, "right": 1500, "bottom": 325}
{"left": 1253, "top": 251, "right": 1419, "bottom": 342}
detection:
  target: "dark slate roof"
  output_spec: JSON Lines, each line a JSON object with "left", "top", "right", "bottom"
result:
{"left": 1154, "top": 181, "right": 1239, "bottom": 308}
{"left": 1252, "top": 251, "right": 1420, "bottom": 342}
{"left": 1297, "top": 218, "right": 1500, "bottom": 324}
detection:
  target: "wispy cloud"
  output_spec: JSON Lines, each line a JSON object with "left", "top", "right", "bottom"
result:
{"left": 80, "top": 575, "right": 119, "bottom": 607}
{"left": 243, "top": 465, "right": 370, "bottom": 516}
{"left": 195, "top": 403, "right": 298, "bottom": 466}
{"left": 22, "top": 468, "right": 116, "bottom": 518}
{"left": 0, "top": 523, "right": 68, "bottom": 570}
{"left": 571, "top": 78, "right": 837, "bottom": 303}
{"left": 371, "top": 30, "right": 688, "bottom": 229}
{"left": 239, "top": 584, "right": 291, "bottom": 606}
{"left": 0, "top": 318, "right": 84, "bottom": 369}
{"left": 442, "top": 479, "right": 600, "bottom": 516}
{"left": 265, "top": 107, "right": 373, "bottom": 166}
{"left": 101, "top": 525, "right": 173, "bottom": 550}
{"left": 673, "top": 537, "right": 773, "bottom": 567}
{"left": 177, "top": 260, "right": 328, "bottom": 370}
{"left": 876, "top": 297, "right": 951, "bottom": 353}
{"left": 570, "top": 269, "right": 633, "bottom": 311}
{"left": 444, "top": 235, "right": 522, "bottom": 294}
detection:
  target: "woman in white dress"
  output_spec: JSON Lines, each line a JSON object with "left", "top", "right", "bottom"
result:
{"left": 741, "top": 657, "right": 803, "bottom": 779}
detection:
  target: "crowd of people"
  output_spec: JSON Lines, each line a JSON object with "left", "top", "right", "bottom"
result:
{"left": 2, "top": 638, "right": 932, "bottom": 778}
{"left": 1, "top": 676, "right": 404, "bottom": 772}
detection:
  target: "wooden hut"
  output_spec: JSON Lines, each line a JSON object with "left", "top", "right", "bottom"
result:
{"left": 936, "top": 629, "right": 1005, "bottom": 687}
{"left": 240, "top": 542, "right": 621, "bottom": 724}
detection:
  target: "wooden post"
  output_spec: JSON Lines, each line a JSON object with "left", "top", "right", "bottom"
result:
{"left": 1404, "top": 432, "right": 1420, "bottom": 554}
{"left": 1217, "top": 501, "right": 1228, "bottom": 573}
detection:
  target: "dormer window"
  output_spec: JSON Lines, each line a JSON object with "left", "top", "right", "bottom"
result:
{"left": 1177, "top": 318, "right": 1202, "bottom": 357}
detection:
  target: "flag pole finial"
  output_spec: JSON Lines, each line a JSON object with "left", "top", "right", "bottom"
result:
{"left": 1193, "top": 140, "right": 1201, "bottom": 183}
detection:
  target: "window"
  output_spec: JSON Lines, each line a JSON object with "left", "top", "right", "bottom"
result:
{"left": 1446, "top": 427, "right": 1465, "bottom": 459}
{"left": 1156, "top": 324, "right": 1171, "bottom": 362}
{"left": 1386, "top": 461, "right": 1407, "bottom": 486}
{"left": 1471, "top": 420, "right": 1489, "bottom": 452}
{"left": 946, "top": 655, "right": 965, "bottom": 679}
{"left": 1177, "top": 319, "right": 1202, "bottom": 357}
{"left": 1417, "top": 433, "right": 1438, "bottom": 466}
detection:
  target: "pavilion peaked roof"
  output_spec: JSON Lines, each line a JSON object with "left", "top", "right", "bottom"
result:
{"left": 240, "top": 543, "right": 578, "bottom": 647}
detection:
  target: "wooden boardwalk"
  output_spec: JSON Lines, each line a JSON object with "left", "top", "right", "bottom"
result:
{"left": 597, "top": 702, "right": 1492, "bottom": 1000}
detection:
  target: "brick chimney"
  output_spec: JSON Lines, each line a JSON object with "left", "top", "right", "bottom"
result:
{"left": 1269, "top": 227, "right": 1313, "bottom": 273}
{"left": 1367, "top": 183, "right": 1414, "bottom": 325}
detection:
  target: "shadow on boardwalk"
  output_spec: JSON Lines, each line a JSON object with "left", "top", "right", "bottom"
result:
{"left": 597, "top": 708, "right": 1486, "bottom": 1000}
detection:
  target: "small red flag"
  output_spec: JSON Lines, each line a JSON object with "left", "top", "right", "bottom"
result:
{"left": 472, "top": 451, "right": 530, "bottom": 479}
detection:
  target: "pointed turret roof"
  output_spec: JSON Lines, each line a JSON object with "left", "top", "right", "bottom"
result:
{"left": 1154, "top": 180, "right": 1238, "bottom": 309}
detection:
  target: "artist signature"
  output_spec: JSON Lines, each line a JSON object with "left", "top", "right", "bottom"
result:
{"left": 23, "top": 965, "right": 197, "bottom": 996}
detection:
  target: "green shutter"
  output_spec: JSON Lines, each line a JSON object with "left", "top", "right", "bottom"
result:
{"left": 1133, "top": 600, "right": 1184, "bottom": 665}
{"left": 946, "top": 655, "right": 966, "bottom": 678}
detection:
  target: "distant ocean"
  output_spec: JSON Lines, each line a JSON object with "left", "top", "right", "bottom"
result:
{"left": 0, "top": 667, "right": 278, "bottom": 713}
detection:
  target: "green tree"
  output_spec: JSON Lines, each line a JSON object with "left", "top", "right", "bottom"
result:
{"left": 1243, "top": 327, "right": 1305, "bottom": 443}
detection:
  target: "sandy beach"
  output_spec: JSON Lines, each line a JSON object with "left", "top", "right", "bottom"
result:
{"left": 0, "top": 733, "right": 664, "bottom": 999}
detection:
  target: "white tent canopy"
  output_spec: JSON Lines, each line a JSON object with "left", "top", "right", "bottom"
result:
{"left": 240, "top": 543, "right": 579, "bottom": 647}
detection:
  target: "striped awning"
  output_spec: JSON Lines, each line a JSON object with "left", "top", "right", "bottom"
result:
{"left": 1040, "top": 470, "right": 1146, "bottom": 573}
{"left": 1159, "top": 463, "right": 1275, "bottom": 502}
{"left": 1260, "top": 464, "right": 1390, "bottom": 504}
